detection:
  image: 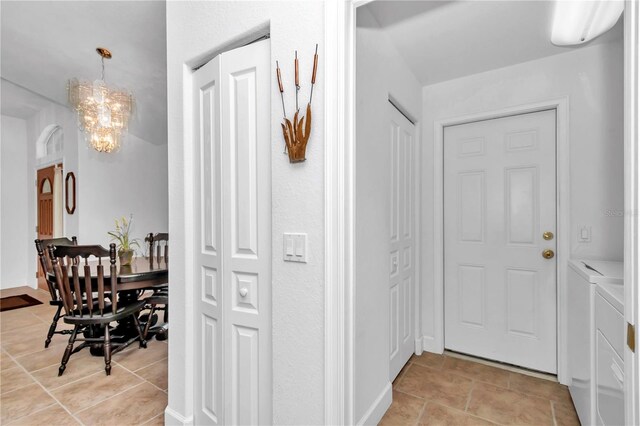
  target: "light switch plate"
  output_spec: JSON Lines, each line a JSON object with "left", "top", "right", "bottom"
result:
{"left": 578, "top": 225, "right": 591, "bottom": 243}
{"left": 283, "top": 233, "right": 307, "bottom": 263}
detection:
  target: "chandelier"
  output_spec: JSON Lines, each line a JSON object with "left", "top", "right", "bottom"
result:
{"left": 68, "top": 48, "right": 134, "bottom": 153}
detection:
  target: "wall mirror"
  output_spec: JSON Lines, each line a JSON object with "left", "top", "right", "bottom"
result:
{"left": 65, "top": 172, "right": 76, "bottom": 214}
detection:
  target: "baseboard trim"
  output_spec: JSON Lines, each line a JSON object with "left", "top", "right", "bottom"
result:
{"left": 164, "top": 406, "right": 193, "bottom": 426}
{"left": 414, "top": 337, "right": 423, "bottom": 354}
{"left": 421, "top": 335, "right": 442, "bottom": 354}
{"left": 356, "top": 382, "right": 392, "bottom": 426}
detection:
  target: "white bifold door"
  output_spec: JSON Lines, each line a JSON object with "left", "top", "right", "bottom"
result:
{"left": 389, "top": 103, "right": 415, "bottom": 381}
{"left": 444, "top": 109, "right": 557, "bottom": 373}
{"left": 192, "top": 39, "right": 272, "bottom": 425}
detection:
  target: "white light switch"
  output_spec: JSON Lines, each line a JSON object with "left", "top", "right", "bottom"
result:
{"left": 284, "top": 233, "right": 307, "bottom": 263}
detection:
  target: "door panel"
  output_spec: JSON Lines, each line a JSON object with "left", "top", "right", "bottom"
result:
{"left": 389, "top": 104, "right": 415, "bottom": 381}
{"left": 193, "top": 39, "right": 271, "bottom": 425}
{"left": 444, "top": 109, "right": 557, "bottom": 373}
{"left": 194, "top": 55, "right": 223, "bottom": 425}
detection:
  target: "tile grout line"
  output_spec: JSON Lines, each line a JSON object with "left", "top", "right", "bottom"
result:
{"left": 142, "top": 412, "right": 164, "bottom": 425}
{"left": 2, "top": 347, "right": 86, "bottom": 426}
{"left": 464, "top": 380, "right": 475, "bottom": 412}
{"left": 114, "top": 356, "right": 169, "bottom": 394}
{"left": 74, "top": 381, "right": 148, "bottom": 417}
{"left": 550, "top": 400, "right": 558, "bottom": 426}
{"left": 413, "top": 400, "right": 427, "bottom": 426}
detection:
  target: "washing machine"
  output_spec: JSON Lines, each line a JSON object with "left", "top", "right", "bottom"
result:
{"left": 594, "top": 281, "right": 625, "bottom": 426}
{"left": 568, "top": 259, "right": 623, "bottom": 426}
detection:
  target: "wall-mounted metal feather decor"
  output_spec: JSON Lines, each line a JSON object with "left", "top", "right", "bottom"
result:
{"left": 276, "top": 44, "right": 318, "bottom": 163}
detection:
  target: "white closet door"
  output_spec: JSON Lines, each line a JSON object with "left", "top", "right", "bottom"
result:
{"left": 389, "top": 104, "right": 415, "bottom": 381}
{"left": 220, "top": 39, "right": 272, "bottom": 426}
{"left": 193, "top": 38, "right": 271, "bottom": 425}
{"left": 444, "top": 110, "right": 557, "bottom": 373}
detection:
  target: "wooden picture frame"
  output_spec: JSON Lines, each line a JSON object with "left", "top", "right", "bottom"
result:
{"left": 65, "top": 172, "right": 76, "bottom": 214}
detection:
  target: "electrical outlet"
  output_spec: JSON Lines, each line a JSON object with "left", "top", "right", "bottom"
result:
{"left": 578, "top": 225, "right": 591, "bottom": 243}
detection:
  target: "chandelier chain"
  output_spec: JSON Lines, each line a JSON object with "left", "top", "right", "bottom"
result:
{"left": 101, "top": 56, "right": 105, "bottom": 81}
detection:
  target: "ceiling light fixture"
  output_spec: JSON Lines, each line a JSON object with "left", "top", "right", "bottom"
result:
{"left": 68, "top": 47, "right": 134, "bottom": 153}
{"left": 551, "top": 0, "right": 623, "bottom": 46}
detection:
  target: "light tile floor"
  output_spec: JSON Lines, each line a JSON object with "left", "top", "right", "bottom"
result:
{"left": 1, "top": 287, "right": 167, "bottom": 425}
{"left": 382, "top": 352, "right": 581, "bottom": 426}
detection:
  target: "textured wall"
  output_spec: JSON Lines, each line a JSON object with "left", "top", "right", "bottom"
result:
{"left": 0, "top": 115, "right": 29, "bottom": 289}
{"left": 355, "top": 7, "right": 422, "bottom": 424}
{"left": 166, "top": 2, "right": 325, "bottom": 424}
{"left": 420, "top": 41, "right": 624, "bottom": 341}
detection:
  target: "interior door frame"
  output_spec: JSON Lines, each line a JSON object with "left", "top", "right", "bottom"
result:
{"left": 433, "top": 100, "right": 569, "bottom": 383}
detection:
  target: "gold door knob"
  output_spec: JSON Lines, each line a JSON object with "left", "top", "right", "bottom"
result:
{"left": 543, "top": 231, "right": 554, "bottom": 240}
{"left": 542, "top": 249, "right": 555, "bottom": 259}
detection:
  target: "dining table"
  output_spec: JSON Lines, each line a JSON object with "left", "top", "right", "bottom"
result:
{"left": 47, "top": 256, "right": 168, "bottom": 355}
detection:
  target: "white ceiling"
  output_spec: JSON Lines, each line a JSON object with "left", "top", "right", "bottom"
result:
{"left": 362, "top": 0, "right": 623, "bottom": 86}
{"left": 1, "top": 78, "right": 56, "bottom": 119}
{"left": 0, "top": 1, "right": 167, "bottom": 144}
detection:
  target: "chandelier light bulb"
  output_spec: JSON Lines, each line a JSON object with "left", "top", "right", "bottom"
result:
{"left": 68, "top": 48, "right": 133, "bottom": 153}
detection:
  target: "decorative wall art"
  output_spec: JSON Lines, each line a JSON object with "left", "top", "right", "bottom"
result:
{"left": 276, "top": 44, "right": 318, "bottom": 163}
{"left": 65, "top": 172, "right": 76, "bottom": 214}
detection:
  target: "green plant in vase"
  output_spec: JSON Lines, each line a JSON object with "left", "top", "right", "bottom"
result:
{"left": 108, "top": 214, "right": 140, "bottom": 266}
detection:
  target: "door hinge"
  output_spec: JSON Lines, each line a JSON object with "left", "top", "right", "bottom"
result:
{"left": 628, "top": 323, "right": 636, "bottom": 353}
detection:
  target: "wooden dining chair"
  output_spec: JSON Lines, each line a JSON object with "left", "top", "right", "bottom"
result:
{"left": 143, "top": 233, "right": 169, "bottom": 339}
{"left": 48, "top": 243, "right": 147, "bottom": 376}
{"left": 34, "top": 236, "right": 78, "bottom": 348}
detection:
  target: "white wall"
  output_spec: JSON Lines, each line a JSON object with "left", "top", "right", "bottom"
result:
{"left": 165, "top": 2, "right": 325, "bottom": 424}
{"left": 355, "top": 7, "right": 422, "bottom": 424}
{"left": 0, "top": 115, "right": 29, "bottom": 289}
{"left": 77, "top": 134, "right": 168, "bottom": 249}
{"left": 420, "top": 41, "right": 624, "bottom": 344}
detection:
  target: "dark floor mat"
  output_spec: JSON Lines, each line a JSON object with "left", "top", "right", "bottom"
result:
{"left": 0, "top": 294, "right": 43, "bottom": 312}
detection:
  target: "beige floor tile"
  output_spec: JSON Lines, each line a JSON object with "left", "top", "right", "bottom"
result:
{"left": 114, "top": 339, "right": 167, "bottom": 372}
{"left": 143, "top": 413, "right": 166, "bottom": 426}
{"left": 1, "top": 324, "right": 49, "bottom": 345}
{"left": 3, "top": 333, "right": 68, "bottom": 358}
{"left": 32, "top": 350, "right": 106, "bottom": 390}
{"left": 509, "top": 372, "right": 571, "bottom": 403}
{"left": 6, "top": 403, "right": 80, "bottom": 426}
{"left": 0, "top": 366, "right": 34, "bottom": 395}
{"left": 75, "top": 382, "right": 168, "bottom": 426}
{"left": 0, "top": 383, "right": 56, "bottom": 423}
{"left": 0, "top": 313, "right": 44, "bottom": 333}
{"left": 379, "top": 390, "right": 425, "bottom": 426}
{"left": 137, "top": 358, "right": 168, "bottom": 390}
{"left": 396, "top": 364, "right": 473, "bottom": 411}
{"left": 14, "top": 344, "right": 70, "bottom": 372}
{"left": 411, "top": 352, "right": 446, "bottom": 370}
{"left": 553, "top": 401, "right": 581, "bottom": 426}
{"left": 467, "top": 382, "right": 553, "bottom": 426}
{"left": 418, "top": 402, "right": 496, "bottom": 426}
{"left": 51, "top": 365, "right": 143, "bottom": 413}
{"left": 442, "top": 356, "right": 510, "bottom": 388}
{"left": 0, "top": 350, "right": 17, "bottom": 371}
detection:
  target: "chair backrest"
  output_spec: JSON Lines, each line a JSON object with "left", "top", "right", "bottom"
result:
{"left": 35, "top": 236, "right": 78, "bottom": 301}
{"left": 48, "top": 243, "right": 117, "bottom": 318}
{"left": 145, "top": 232, "right": 168, "bottom": 263}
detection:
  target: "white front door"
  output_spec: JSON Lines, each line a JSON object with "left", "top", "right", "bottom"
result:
{"left": 444, "top": 109, "right": 557, "bottom": 373}
{"left": 389, "top": 103, "right": 415, "bottom": 381}
{"left": 193, "top": 39, "right": 272, "bottom": 425}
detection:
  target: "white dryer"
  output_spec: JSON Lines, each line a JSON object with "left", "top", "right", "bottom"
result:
{"left": 568, "top": 259, "right": 623, "bottom": 426}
